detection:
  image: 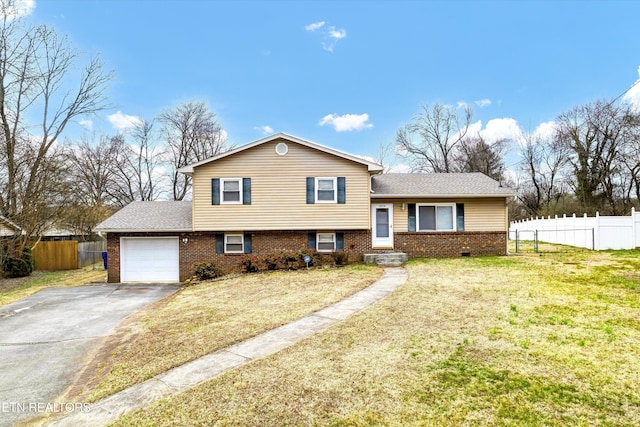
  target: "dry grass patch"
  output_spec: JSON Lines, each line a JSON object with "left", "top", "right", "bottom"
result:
{"left": 72, "top": 264, "right": 382, "bottom": 402}
{"left": 0, "top": 266, "right": 106, "bottom": 307}
{"left": 113, "top": 251, "right": 640, "bottom": 426}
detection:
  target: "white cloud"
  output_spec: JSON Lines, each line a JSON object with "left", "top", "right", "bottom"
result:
{"left": 107, "top": 111, "right": 143, "bottom": 133}
{"left": 78, "top": 119, "right": 93, "bottom": 131}
{"left": 532, "top": 121, "right": 556, "bottom": 141}
{"left": 5, "top": 0, "right": 34, "bottom": 19}
{"left": 456, "top": 101, "right": 470, "bottom": 109}
{"left": 475, "top": 98, "right": 492, "bottom": 108}
{"left": 328, "top": 27, "right": 346, "bottom": 39}
{"left": 306, "top": 20, "right": 346, "bottom": 52}
{"left": 463, "top": 118, "right": 524, "bottom": 145}
{"left": 305, "top": 21, "right": 325, "bottom": 31}
{"left": 481, "top": 118, "right": 523, "bottom": 143}
{"left": 387, "top": 163, "right": 412, "bottom": 173}
{"left": 318, "top": 113, "right": 373, "bottom": 132}
{"left": 254, "top": 125, "right": 274, "bottom": 135}
{"left": 622, "top": 66, "right": 640, "bottom": 113}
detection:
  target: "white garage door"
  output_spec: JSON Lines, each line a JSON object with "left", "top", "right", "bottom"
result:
{"left": 120, "top": 237, "right": 180, "bottom": 283}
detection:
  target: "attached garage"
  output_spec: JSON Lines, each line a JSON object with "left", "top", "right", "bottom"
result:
{"left": 120, "top": 237, "right": 180, "bottom": 283}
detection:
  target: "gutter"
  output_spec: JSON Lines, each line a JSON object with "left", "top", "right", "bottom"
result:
{"left": 369, "top": 193, "right": 516, "bottom": 199}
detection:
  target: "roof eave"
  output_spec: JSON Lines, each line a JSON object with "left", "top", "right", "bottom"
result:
{"left": 95, "top": 228, "right": 193, "bottom": 233}
{"left": 370, "top": 193, "right": 516, "bottom": 199}
{"left": 178, "top": 133, "right": 384, "bottom": 174}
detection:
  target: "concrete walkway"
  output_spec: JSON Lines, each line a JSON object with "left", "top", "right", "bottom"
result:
{"left": 49, "top": 267, "right": 408, "bottom": 427}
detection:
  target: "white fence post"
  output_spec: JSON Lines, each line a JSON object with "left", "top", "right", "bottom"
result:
{"left": 633, "top": 207, "right": 637, "bottom": 249}
{"left": 594, "top": 212, "right": 600, "bottom": 250}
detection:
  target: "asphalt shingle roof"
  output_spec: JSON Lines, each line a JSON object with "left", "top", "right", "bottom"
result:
{"left": 95, "top": 201, "right": 192, "bottom": 232}
{"left": 371, "top": 173, "right": 515, "bottom": 197}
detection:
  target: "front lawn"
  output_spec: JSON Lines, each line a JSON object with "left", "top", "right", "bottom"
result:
{"left": 113, "top": 251, "right": 640, "bottom": 426}
{"left": 70, "top": 264, "right": 383, "bottom": 403}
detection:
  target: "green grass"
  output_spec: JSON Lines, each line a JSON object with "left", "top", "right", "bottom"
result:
{"left": 110, "top": 250, "right": 640, "bottom": 426}
{"left": 0, "top": 266, "right": 106, "bottom": 307}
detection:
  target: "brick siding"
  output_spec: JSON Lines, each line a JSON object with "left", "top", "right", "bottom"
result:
{"left": 107, "top": 230, "right": 506, "bottom": 283}
{"left": 394, "top": 231, "right": 507, "bottom": 257}
{"left": 106, "top": 230, "right": 372, "bottom": 283}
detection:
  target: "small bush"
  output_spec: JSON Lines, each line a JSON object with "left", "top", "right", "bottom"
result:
{"left": 263, "top": 254, "right": 280, "bottom": 271}
{"left": 279, "top": 251, "right": 301, "bottom": 270}
{"left": 297, "top": 249, "right": 324, "bottom": 267}
{"left": 240, "top": 255, "right": 260, "bottom": 273}
{"left": 2, "top": 247, "right": 34, "bottom": 278}
{"left": 192, "top": 261, "right": 224, "bottom": 281}
{"left": 332, "top": 251, "right": 349, "bottom": 266}
{"left": 239, "top": 249, "right": 349, "bottom": 274}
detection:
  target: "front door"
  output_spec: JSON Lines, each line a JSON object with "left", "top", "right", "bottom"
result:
{"left": 372, "top": 204, "right": 394, "bottom": 248}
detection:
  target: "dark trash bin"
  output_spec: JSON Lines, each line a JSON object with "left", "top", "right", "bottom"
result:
{"left": 101, "top": 251, "right": 108, "bottom": 270}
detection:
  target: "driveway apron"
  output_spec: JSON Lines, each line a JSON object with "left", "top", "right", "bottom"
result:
{"left": 0, "top": 284, "right": 178, "bottom": 427}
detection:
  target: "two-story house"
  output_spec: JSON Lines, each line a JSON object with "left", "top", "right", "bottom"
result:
{"left": 96, "top": 133, "right": 514, "bottom": 283}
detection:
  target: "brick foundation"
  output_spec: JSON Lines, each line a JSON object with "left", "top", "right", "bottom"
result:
{"left": 106, "top": 230, "right": 372, "bottom": 283}
{"left": 394, "top": 231, "right": 507, "bottom": 258}
{"left": 106, "top": 230, "right": 506, "bottom": 283}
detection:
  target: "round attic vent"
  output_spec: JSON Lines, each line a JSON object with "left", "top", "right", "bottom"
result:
{"left": 275, "top": 142, "right": 288, "bottom": 156}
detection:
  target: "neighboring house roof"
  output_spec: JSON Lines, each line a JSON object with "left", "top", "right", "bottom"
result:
{"left": 178, "top": 133, "right": 385, "bottom": 174}
{"left": 0, "top": 215, "right": 22, "bottom": 237}
{"left": 94, "top": 201, "right": 192, "bottom": 233}
{"left": 371, "top": 173, "right": 516, "bottom": 198}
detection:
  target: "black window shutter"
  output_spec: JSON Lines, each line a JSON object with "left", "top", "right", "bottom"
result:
{"left": 336, "top": 232, "right": 344, "bottom": 250}
{"left": 212, "top": 178, "right": 220, "bottom": 205}
{"left": 306, "top": 177, "right": 315, "bottom": 204}
{"left": 243, "top": 178, "right": 251, "bottom": 205}
{"left": 408, "top": 204, "right": 416, "bottom": 232}
{"left": 215, "top": 233, "right": 224, "bottom": 254}
{"left": 243, "top": 233, "right": 252, "bottom": 253}
{"left": 337, "top": 177, "right": 346, "bottom": 204}
{"left": 308, "top": 232, "right": 316, "bottom": 249}
{"left": 456, "top": 203, "right": 465, "bottom": 231}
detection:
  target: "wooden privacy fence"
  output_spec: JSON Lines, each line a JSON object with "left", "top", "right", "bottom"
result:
{"left": 32, "top": 241, "right": 78, "bottom": 270}
{"left": 31, "top": 240, "right": 107, "bottom": 271}
{"left": 78, "top": 240, "right": 107, "bottom": 268}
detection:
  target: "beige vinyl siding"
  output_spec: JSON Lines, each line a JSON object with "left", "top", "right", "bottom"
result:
{"left": 192, "top": 139, "right": 371, "bottom": 231}
{"left": 383, "top": 198, "right": 507, "bottom": 232}
{"left": 463, "top": 198, "right": 507, "bottom": 231}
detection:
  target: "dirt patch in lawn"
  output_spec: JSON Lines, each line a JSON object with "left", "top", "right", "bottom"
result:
{"left": 0, "top": 273, "right": 38, "bottom": 294}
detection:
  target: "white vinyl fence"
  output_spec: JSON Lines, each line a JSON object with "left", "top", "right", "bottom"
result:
{"left": 510, "top": 208, "right": 640, "bottom": 250}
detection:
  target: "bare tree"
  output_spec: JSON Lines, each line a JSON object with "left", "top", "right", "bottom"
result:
{"left": 454, "top": 134, "right": 506, "bottom": 181}
{"left": 0, "top": 0, "right": 111, "bottom": 249}
{"left": 623, "top": 112, "right": 640, "bottom": 205}
{"left": 396, "top": 103, "right": 472, "bottom": 173}
{"left": 159, "top": 100, "right": 226, "bottom": 200}
{"left": 67, "top": 134, "right": 119, "bottom": 206}
{"left": 555, "top": 100, "right": 634, "bottom": 214}
{"left": 518, "top": 130, "right": 570, "bottom": 216}
{"left": 107, "top": 122, "right": 163, "bottom": 206}
{"left": 64, "top": 134, "right": 120, "bottom": 236}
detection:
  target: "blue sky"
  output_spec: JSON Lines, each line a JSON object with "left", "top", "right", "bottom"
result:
{"left": 23, "top": 0, "right": 640, "bottom": 167}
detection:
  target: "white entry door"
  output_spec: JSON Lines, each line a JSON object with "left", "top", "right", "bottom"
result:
{"left": 372, "top": 204, "right": 393, "bottom": 248}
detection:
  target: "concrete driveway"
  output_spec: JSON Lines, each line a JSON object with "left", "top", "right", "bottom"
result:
{"left": 0, "top": 284, "right": 179, "bottom": 427}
